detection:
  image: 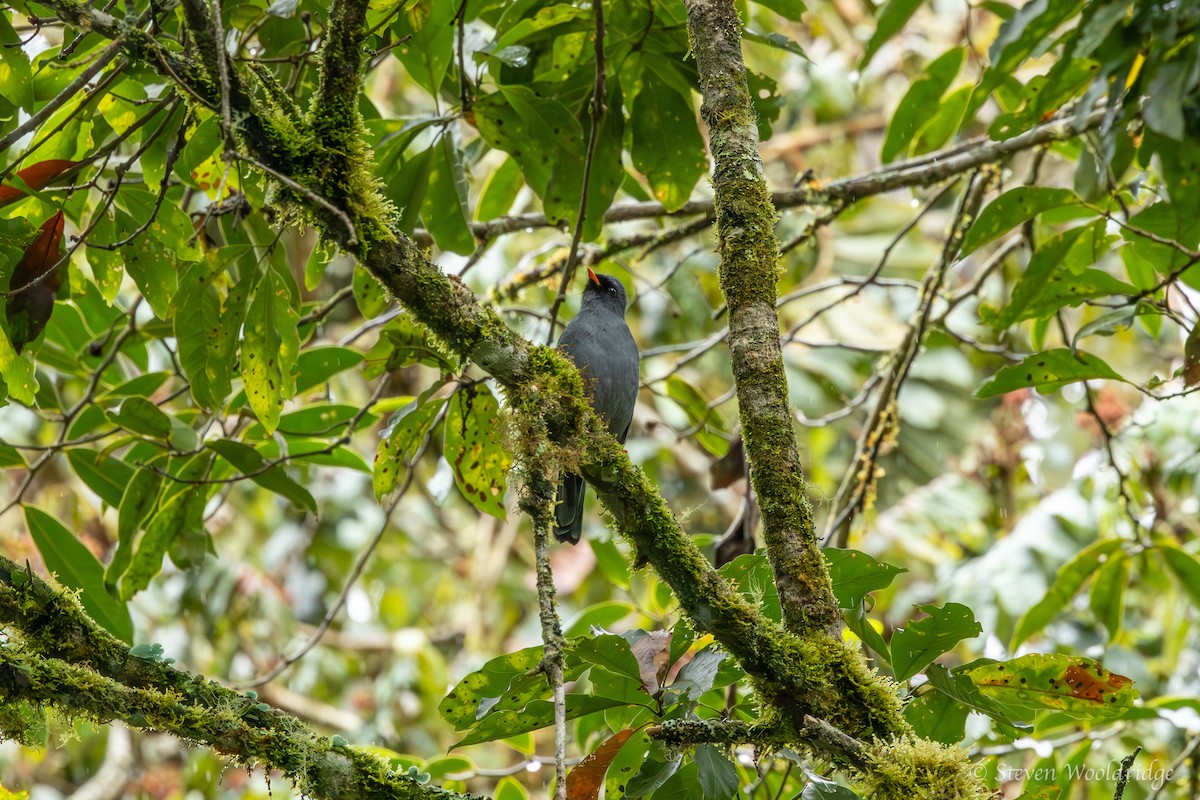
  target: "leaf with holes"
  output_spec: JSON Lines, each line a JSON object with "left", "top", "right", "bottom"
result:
{"left": 965, "top": 654, "right": 1137, "bottom": 719}
{"left": 241, "top": 264, "right": 300, "bottom": 434}
{"left": 961, "top": 187, "right": 1080, "bottom": 256}
{"left": 975, "top": 348, "right": 1124, "bottom": 398}
{"left": 443, "top": 384, "right": 510, "bottom": 518}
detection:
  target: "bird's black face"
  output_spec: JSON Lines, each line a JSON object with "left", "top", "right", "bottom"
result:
{"left": 583, "top": 272, "right": 629, "bottom": 315}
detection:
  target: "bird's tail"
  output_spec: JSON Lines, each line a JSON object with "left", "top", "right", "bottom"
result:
{"left": 553, "top": 473, "right": 586, "bottom": 544}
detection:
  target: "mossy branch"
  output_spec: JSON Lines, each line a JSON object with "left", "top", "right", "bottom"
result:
{"left": 681, "top": 0, "right": 839, "bottom": 638}
{"left": 0, "top": 556, "right": 476, "bottom": 800}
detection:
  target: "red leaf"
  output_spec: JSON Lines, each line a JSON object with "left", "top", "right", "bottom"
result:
{"left": 7, "top": 211, "right": 66, "bottom": 352}
{"left": 0, "top": 160, "right": 76, "bottom": 207}
{"left": 566, "top": 728, "right": 636, "bottom": 800}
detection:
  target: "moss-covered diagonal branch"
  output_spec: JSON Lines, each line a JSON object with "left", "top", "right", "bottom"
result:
{"left": 681, "top": 0, "right": 838, "bottom": 638}
{"left": 0, "top": 557, "right": 476, "bottom": 800}
{"left": 0, "top": 647, "right": 476, "bottom": 800}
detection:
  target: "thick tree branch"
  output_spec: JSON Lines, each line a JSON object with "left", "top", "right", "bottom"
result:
{"left": 0, "top": 557, "right": 475, "bottom": 800}
{"left": 424, "top": 108, "right": 1106, "bottom": 247}
{"left": 683, "top": 0, "right": 838, "bottom": 637}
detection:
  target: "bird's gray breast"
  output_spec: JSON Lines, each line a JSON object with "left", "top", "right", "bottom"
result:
{"left": 559, "top": 313, "right": 639, "bottom": 441}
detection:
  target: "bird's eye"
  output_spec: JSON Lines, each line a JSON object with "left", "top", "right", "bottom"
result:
{"left": 608, "top": 286, "right": 617, "bottom": 293}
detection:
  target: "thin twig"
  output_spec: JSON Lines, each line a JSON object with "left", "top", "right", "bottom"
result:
{"left": 544, "top": 0, "right": 607, "bottom": 346}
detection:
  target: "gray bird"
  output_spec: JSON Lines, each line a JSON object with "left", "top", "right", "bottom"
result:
{"left": 554, "top": 268, "right": 639, "bottom": 543}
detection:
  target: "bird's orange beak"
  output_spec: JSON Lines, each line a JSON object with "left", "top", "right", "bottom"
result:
{"left": 587, "top": 267, "right": 600, "bottom": 285}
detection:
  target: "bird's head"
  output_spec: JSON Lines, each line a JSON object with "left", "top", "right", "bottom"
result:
{"left": 582, "top": 267, "right": 629, "bottom": 315}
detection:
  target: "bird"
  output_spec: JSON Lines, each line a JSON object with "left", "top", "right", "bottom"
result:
{"left": 554, "top": 268, "right": 639, "bottom": 543}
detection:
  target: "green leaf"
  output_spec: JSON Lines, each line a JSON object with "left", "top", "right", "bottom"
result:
{"left": 443, "top": 384, "right": 511, "bottom": 518}
{"left": 107, "top": 396, "right": 173, "bottom": 440}
{"left": 630, "top": 83, "right": 707, "bottom": 212}
{"left": 743, "top": 29, "right": 808, "bottom": 60}
{"left": 121, "top": 454, "right": 210, "bottom": 599}
{"left": 823, "top": 548, "right": 906, "bottom": 609}
{"left": 694, "top": 744, "right": 738, "bottom": 800}
{"left": 664, "top": 374, "right": 729, "bottom": 456}
{"left": 494, "top": 776, "right": 529, "bottom": 800}
{"left": 800, "top": 774, "right": 861, "bottom": 800}
{"left": 392, "top": 1, "right": 456, "bottom": 94}
{"left": 112, "top": 192, "right": 197, "bottom": 318}
{"left": 241, "top": 264, "right": 300, "bottom": 434}
{"left": 387, "top": 145, "right": 436, "bottom": 238}
{"left": 844, "top": 605, "right": 891, "bottom": 662}
{"left": 961, "top": 187, "right": 1080, "bottom": 255}
{"left": 989, "top": 58, "right": 1101, "bottom": 141}
{"left": 1158, "top": 542, "right": 1200, "bottom": 609}
{"left": 25, "top": 505, "right": 133, "bottom": 642}
{"left": 123, "top": 483, "right": 207, "bottom": 600}
{"left": 544, "top": 84, "right": 625, "bottom": 241}
{"left": 476, "top": 156, "right": 524, "bottom": 221}
{"left": 881, "top": 47, "right": 964, "bottom": 163}
{"left": 423, "top": 131, "right": 475, "bottom": 255}
{"left": 274, "top": 403, "right": 376, "bottom": 436}
{"left": 0, "top": 332, "right": 37, "bottom": 404}
{"left": 0, "top": 442, "right": 25, "bottom": 468}
{"left": 912, "top": 84, "right": 972, "bottom": 154}
{"left": 570, "top": 634, "right": 644, "bottom": 685}
{"left": 439, "top": 645, "right": 546, "bottom": 730}
{"left": 364, "top": 315, "right": 456, "bottom": 376}
{"left": 627, "top": 754, "right": 683, "bottom": 798}
{"left": 453, "top": 694, "right": 632, "bottom": 749}
{"left": 207, "top": 439, "right": 317, "bottom": 514}
{"left": 352, "top": 262, "right": 390, "bottom": 318}
{"left": 1088, "top": 549, "right": 1128, "bottom": 641}
{"left": 108, "top": 465, "right": 164, "bottom": 590}
{"left": 991, "top": 222, "right": 1128, "bottom": 328}
{"left": 175, "top": 260, "right": 232, "bottom": 409}
{"left": 965, "top": 653, "right": 1138, "bottom": 719}
{"left": 719, "top": 554, "right": 781, "bottom": 623}
{"left": 564, "top": 601, "right": 636, "bottom": 638}
{"left": 67, "top": 449, "right": 135, "bottom": 507}
{"left": 1010, "top": 538, "right": 1124, "bottom": 648}
{"left": 603, "top": 729, "right": 653, "bottom": 800}
{"left": 374, "top": 389, "right": 447, "bottom": 498}
{"left": 1122, "top": 202, "right": 1200, "bottom": 285}
{"left": 861, "top": 0, "right": 925, "bottom": 69}
{"left": 670, "top": 647, "right": 726, "bottom": 701}
{"left": 0, "top": 14, "right": 34, "bottom": 112}
{"left": 750, "top": 0, "right": 804, "bottom": 20}
{"left": 975, "top": 348, "right": 1124, "bottom": 399}
{"left": 98, "top": 372, "right": 172, "bottom": 400}
{"left": 295, "top": 346, "right": 364, "bottom": 393}
{"left": 475, "top": 87, "right": 580, "bottom": 199}
{"left": 904, "top": 688, "right": 969, "bottom": 745}
{"left": 890, "top": 602, "right": 982, "bottom": 682}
